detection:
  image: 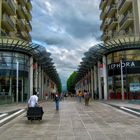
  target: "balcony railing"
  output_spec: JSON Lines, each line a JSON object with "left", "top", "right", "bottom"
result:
{"left": 99, "top": 0, "right": 107, "bottom": 10}
{"left": 100, "top": 20, "right": 108, "bottom": 30}
{"left": 17, "top": 5, "right": 25, "bottom": 19}
{"left": 18, "top": 0, "right": 26, "bottom": 6}
{"left": 2, "top": 14, "right": 15, "bottom": 29}
{"left": 108, "top": 18, "right": 117, "bottom": 25}
{"left": 107, "top": 4, "right": 117, "bottom": 17}
{"left": 118, "top": 0, "right": 132, "bottom": 13}
{"left": 2, "top": 0, "right": 16, "bottom": 15}
{"left": 26, "top": 1, "right": 32, "bottom": 10}
{"left": 119, "top": 12, "right": 133, "bottom": 27}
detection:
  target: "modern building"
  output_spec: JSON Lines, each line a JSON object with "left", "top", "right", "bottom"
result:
{"left": 0, "top": 0, "right": 32, "bottom": 41}
{"left": 0, "top": 0, "right": 61, "bottom": 104}
{"left": 100, "top": 0, "right": 140, "bottom": 42}
{"left": 74, "top": 0, "right": 140, "bottom": 100}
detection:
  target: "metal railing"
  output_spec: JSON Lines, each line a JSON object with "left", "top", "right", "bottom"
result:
{"left": 119, "top": 12, "right": 133, "bottom": 27}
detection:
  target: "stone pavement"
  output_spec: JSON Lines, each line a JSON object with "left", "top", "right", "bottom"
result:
{"left": 0, "top": 98, "right": 140, "bottom": 140}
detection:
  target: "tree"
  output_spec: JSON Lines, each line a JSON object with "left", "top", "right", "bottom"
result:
{"left": 67, "top": 71, "right": 77, "bottom": 94}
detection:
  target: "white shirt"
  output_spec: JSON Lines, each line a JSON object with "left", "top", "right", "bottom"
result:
{"left": 28, "top": 95, "right": 38, "bottom": 107}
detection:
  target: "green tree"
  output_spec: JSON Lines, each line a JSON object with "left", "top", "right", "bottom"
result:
{"left": 67, "top": 71, "right": 77, "bottom": 94}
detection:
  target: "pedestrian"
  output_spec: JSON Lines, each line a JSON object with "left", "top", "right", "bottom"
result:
{"left": 78, "top": 90, "right": 82, "bottom": 102}
{"left": 54, "top": 93, "right": 60, "bottom": 110}
{"left": 45, "top": 93, "right": 48, "bottom": 101}
{"left": 28, "top": 90, "right": 38, "bottom": 107}
{"left": 84, "top": 90, "right": 90, "bottom": 106}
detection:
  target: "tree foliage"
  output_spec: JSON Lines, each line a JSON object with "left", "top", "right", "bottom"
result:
{"left": 67, "top": 71, "right": 77, "bottom": 94}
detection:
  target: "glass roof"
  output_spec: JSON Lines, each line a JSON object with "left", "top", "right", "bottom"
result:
{"left": 75, "top": 36, "right": 140, "bottom": 82}
{"left": 0, "top": 37, "right": 60, "bottom": 87}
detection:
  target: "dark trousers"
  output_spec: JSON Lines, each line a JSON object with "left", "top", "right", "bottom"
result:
{"left": 55, "top": 101, "right": 59, "bottom": 110}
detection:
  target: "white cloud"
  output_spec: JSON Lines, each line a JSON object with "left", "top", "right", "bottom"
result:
{"left": 31, "top": 0, "right": 101, "bottom": 88}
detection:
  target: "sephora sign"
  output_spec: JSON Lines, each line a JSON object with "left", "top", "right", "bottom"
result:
{"left": 108, "top": 61, "right": 136, "bottom": 70}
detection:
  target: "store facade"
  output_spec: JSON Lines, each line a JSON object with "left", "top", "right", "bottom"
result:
{"left": 107, "top": 50, "right": 140, "bottom": 100}
{"left": 0, "top": 37, "right": 60, "bottom": 104}
{"left": 75, "top": 37, "right": 140, "bottom": 100}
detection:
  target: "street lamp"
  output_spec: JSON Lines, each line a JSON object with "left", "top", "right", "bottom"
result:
{"left": 16, "top": 60, "right": 19, "bottom": 103}
{"left": 120, "top": 59, "right": 124, "bottom": 100}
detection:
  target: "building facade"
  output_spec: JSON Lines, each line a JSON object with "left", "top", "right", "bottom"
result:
{"left": 75, "top": 0, "right": 140, "bottom": 100}
{"left": 0, "top": 0, "right": 60, "bottom": 104}
{"left": 0, "top": 0, "right": 32, "bottom": 41}
{"left": 100, "top": 0, "right": 140, "bottom": 42}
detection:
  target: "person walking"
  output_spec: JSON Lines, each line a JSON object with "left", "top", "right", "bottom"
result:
{"left": 77, "top": 90, "right": 82, "bottom": 103}
{"left": 54, "top": 93, "right": 60, "bottom": 110}
{"left": 84, "top": 90, "right": 90, "bottom": 106}
{"left": 28, "top": 90, "right": 38, "bottom": 107}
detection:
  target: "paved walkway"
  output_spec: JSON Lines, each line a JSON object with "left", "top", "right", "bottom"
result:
{"left": 0, "top": 98, "right": 140, "bottom": 140}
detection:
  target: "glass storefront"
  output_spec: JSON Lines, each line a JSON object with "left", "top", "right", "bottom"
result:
{"left": 107, "top": 49, "right": 140, "bottom": 100}
{"left": 0, "top": 51, "right": 30, "bottom": 104}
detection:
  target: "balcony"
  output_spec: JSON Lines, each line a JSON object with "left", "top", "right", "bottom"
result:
{"left": 25, "top": 22, "right": 32, "bottom": 31}
{"left": 2, "top": 0, "right": 16, "bottom": 15}
{"left": 17, "top": 5, "right": 25, "bottom": 19}
{"left": 21, "top": 31, "right": 28, "bottom": 38}
{"left": 107, "top": 0, "right": 112, "bottom": 5}
{"left": 119, "top": 12, "right": 133, "bottom": 30}
{"left": 22, "top": 7, "right": 32, "bottom": 21}
{"left": 107, "top": 4, "right": 117, "bottom": 18}
{"left": 99, "top": 0, "right": 107, "bottom": 10}
{"left": 108, "top": 18, "right": 118, "bottom": 30}
{"left": 119, "top": 29, "right": 134, "bottom": 37}
{"left": 101, "top": 32, "right": 108, "bottom": 41}
{"left": 17, "top": 19, "right": 25, "bottom": 31}
{"left": 100, "top": 20, "right": 108, "bottom": 30}
{"left": 2, "top": 14, "right": 15, "bottom": 31}
{"left": 26, "top": 1, "right": 32, "bottom": 10}
{"left": 18, "top": 0, "right": 26, "bottom": 6}
{"left": 118, "top": 0, "right": 132, "bottom": 14}
{"left": 100, "top": 10, "right": 106, "bottom": 20}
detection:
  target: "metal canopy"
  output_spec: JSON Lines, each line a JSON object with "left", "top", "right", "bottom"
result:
{"left": 75, "top": 36, "right": 140, "bottom": 83}
{"left": 0, "top": 37, "right": 61, "bottom": 87}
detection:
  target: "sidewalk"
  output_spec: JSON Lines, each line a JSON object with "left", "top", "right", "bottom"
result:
{"left": 0, "top": 103, "right": 27, "bottom": 113}
{"left": 1, "top": 99, "right": 140, "bottom": 140}
{"left": 101, "top": 100, "right": 140, "bottom": 117}
{"left": 102, "top": 100, "right": 140, "bottom": 109}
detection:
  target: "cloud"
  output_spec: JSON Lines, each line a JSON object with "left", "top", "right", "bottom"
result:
{"left": 31, "top": 0, "right": 101, "bottom": 88}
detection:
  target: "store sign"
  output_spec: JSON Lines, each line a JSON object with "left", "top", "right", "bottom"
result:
{"left": 99, "top": 64, "right": 104, "bottom": 77}
{"left": 130, "top": 83, "right": 140, "bottom": 92}
{"left": 108, "top": 61, "right": 136, "bottom": 70}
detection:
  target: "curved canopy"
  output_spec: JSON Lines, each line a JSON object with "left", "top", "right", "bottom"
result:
{"left": 0, "top": 37, "right": 61, "bottom": 87}
{"left": 75, "top": 36, "right": 140, "bottom": 83}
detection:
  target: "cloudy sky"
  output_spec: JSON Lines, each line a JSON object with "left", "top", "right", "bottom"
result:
{"left": 31, "top": 0, "right": 102, "bottom": 89}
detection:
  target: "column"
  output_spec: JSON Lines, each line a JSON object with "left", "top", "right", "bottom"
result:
{"left": 34, "top": 62, "right": 38, "bottom": 91}
{"left": 38, "top": 65, "right": 41, "bottom": 98}
{"left": 94, "top": 65, "right": 97, "bottom": 95}
{"left": 29, "top": 57, "right": 33, "bottom": 97}
{"left": 21, "top": 78, "right": 23, "bottom": 102}
{"left": 103, "top": 55, "right": 108, "bottom": 100}
{"left": 98, "top": 61, "right": 102, "bottom": 99}
{"left": 91, "top": 68, "right": 94, "bottom": 99}
{"left": 41, "top": 69, "right": 44, "bottom": 99}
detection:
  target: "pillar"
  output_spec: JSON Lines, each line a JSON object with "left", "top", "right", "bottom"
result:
{"left": 91, "top": 68, "right": 94, "bottom": 98}
{"left": 98, "top": 61, "right": 102, "bottom": 99}
{"left": 29, "top": 57, "right": 33, "bottom": 97}
{"left": 94, "top": 65, "right": 97, "bottom": 94}
{"left": 103, "top": 55, "right": 108, "bottom": 100}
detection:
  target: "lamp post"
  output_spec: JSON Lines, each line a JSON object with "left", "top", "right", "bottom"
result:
{"left": 120, "top": 59, "right": 124, "bottom": 100}
{"left": 16, "top": 61, "right": 19, "bottom": 103}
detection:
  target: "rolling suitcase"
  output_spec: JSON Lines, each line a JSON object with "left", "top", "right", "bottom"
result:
{"left": 27, "top": 107, "right": 44, "bottom": 121}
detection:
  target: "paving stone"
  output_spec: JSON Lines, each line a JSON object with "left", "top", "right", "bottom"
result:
{"left": 0, "top": 99, "right": 140, "bottom": 140}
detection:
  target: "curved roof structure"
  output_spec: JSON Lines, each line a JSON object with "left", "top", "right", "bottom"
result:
{"left": 75, "top": 36, "right": 140, "bottom": 83}
{"left": 0, "top": 37, "right": 61, "bottom": 87}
